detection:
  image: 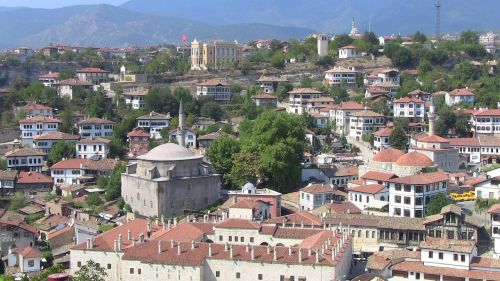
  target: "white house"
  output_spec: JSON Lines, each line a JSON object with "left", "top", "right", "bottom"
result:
{"left": 228, "top": 199, "right": 271, "bottom": 220}
{"left": 76, "top": 137, "right": 111, "bottom": 159}
{"left": 300, "top": 183, "right": 343, "bottom": 211}
{"left": 348, "top": 184, "right": 388, "bottom": 210}
{"left": 78, "top": 117, "right": 115, "bottom": 137}
{"left": 5, "top": 147, "right": 46, "bottom": 173}
{"left": 324, "top": 66, "right": 358, "bottom": 88}
{"left": 445, "top": 88, "right": 476, "bottom": 107}
{"left": 33, "top": 132, "right": 80, "bottom": 153}
{"left": 349, "top": 110, "right": 385, "bottom": 139}
{"left": 470, "top": 108, "right": 500, "bottom": 136}
{"left": 136, "top": 112, "right": 171, "bottom": 139}
{"left": 328, "top": 101, "right": 365, "bottom": 135}
{"left": 393, "top": 97, "right": 426, "bottom": 122}
{"left": 123, "top": 88, "right": 148, "bottom": 109}
{"left": 76, "top": 68, "right": 110, "bottom": 85}
{"left": 54, "top": 79, "right": 94, "bottom": 99}
{"left": 168, "top": 129, "right": 197, "bottom": 147}
{"left": 475, "top": 177, "right": 500, "bottom": 200}
{"left": 18, "top": 103, "right": 53, "bottom": 117}
{"left": 363, "top": 68, "right": 400, "bottom": 86}
{"left": 19, "top": 116, "right": 60, "bottom": 147}
{"left": 488, "top": 204, "right": 500, "bottom": 258}
{"left": 373, "top": 127, "right": 393, "bottom": 152}
{"left": 388, "top": 171, "right": 449, "bottom": 218}
{"left": 0, "top": 170, "right": 17, "bottom": 195}
{"left": 287, "top": 88, "right": 334, "bottom": 115}
{"left": 255, "top": 76, "right": 287, "bottom": 94}
{"left": 7, "top": 247, "right": 42, "bottom": 273}
{"left": 448, "top": 135, "right": 500, "bottom": 164}
{"left": 38, "top": 72, "right": 60, "bottom": 87}
{"left": 50, "top": 158, "right": 116, "bottom": 185}
{"left": 196, "top": 79, "right": 232, "bottom": 102}
{"left": 251, "top": 94, "right": 278, "bottom": 108}
{"left": 338, "top": 45, "right": 359, "bottom": 59}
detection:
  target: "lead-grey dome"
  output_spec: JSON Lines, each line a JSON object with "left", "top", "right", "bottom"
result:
{"left": 138, "top": 143, "right": 203, "bottom": 161}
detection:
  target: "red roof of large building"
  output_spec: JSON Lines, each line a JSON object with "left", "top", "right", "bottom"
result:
{"left": 335, "top": 101, "right": 365, "bottom": 111}
{"left": 215, "top": 219, "right": 260, "bottom": 230}
{"left": 252, "top": 94, "right": 278, "bottom": 100}
{"left": 393, "top": 97, "right": 425, "bottom": 103}
{"left": 33, "top": 131, "right": 80, "bottom": 141}
{"left": 51, "top": 158, "right": 116, "bottom": 171}
{"left": 19, "top": 116, "right": 60, "bottom": 124}
{"left": 127, "top": 127, "right": 151, "bottom": 138}
{"left": 372, "top": 148, "right": 405, "bottom": 162}
{"left": 395, "top": 152, "right": 434, "bottom": 167}
{"left": 448, "top": 88, "right": 475, "bottom": 96}
{"left": 38, "top": 72, "right": 60, "bottom": 79}
{"left": 12, "top": 247, "right": 43, "bottom": 258}
{"left": 269, "top": 211, "right": 323, "bottom": 227}
{"left": 373, "top": 127, "right": 393, "bottom": 137}
{"left": 300, "top": 183, "right": 335, "bottom": 194}
{"left": 472, "top": 109, "right": 500, "bottom": 116}
{"left": 77, "top": 68, "right": 110, "bottom": 73}
{"left": 340, "top": 44, "right": 357, "bottom": 49}
{"left": 389, "top": 171, "right": 448, "bottom": 185}
{"left": 17, "top": 171, "right": 53, "bottom": 184}
{"left": 361, "top": 171, "right": 398, "bottom": 182}
{"left": 21, "top": 103, "right": 52, "bottom": 110}
{"left": 349, "top": 184, "right": 386, "bottom": 194}
{"left": 417, "top": 135, "right": 449, "bottom": 143}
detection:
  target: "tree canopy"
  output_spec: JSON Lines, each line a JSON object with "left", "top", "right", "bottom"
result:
{"left": 48, "top": 141, "right": 76, "bottom": 166}
{"left": 426, "top": 194, "right": 452, "bottom": 216}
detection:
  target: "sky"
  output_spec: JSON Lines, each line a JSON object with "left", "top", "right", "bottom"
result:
{"left": 0, "top": 0, "right": 126, "bottom": 8}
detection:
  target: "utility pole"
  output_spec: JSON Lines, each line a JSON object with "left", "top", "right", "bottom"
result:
{"left": 435, "top": 0, "right": 441, "bottom": 41}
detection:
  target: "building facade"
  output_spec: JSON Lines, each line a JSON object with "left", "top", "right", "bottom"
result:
{"left": 76, "top": 137, "right": 111, "bottom": 159}
{"left": 191, "top": 40, "right": 243, "bottom": 70}
{"left": 136, "top": 112, "right": 171, "bottom": 140}
{"left": 78, "top": 117, "right": 115, "bottom": 137}
{"left": 196, "top": 79, "right": 232, "bottom": 102}
{"left": 349, "top": 110, "right": 385, "bottom": 139}
{"left": 19, "top": 116, "right": 60, "bottom": 147}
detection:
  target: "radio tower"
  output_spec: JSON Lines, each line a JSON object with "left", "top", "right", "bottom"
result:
{"left": 435, "top": 0, "right": 441, "bottom": 41}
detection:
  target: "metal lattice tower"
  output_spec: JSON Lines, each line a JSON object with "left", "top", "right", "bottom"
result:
{"left": 435, "top": 0, "right": 441, "bottom": 40}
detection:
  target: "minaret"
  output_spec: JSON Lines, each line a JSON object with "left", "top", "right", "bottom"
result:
{"left": 428, "top": 96, "right": 435, "bottom": 136}
{"left": 176, "top": 99, "right": 186, "bottom": 147}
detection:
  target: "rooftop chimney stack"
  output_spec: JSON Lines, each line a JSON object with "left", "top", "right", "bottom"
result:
{"left": 298, "top": 248, "right": 302, "bottom": 263}
{"left": 289, "top": 246, "right": 292, "bottom": 255}
{"left": 158, "top": 240, "right": 162, "bottom": 254}
{"left": 191, "top": 240, "right": 195, "bottom": 250}
{"left": 128, "top": 230, "right": 132, "bottom": 241}
{"left": 251, "top": 246, "right": 255, "bottom": 260}
{"left": 86, "top": 238, "right": 92, "bottom": 249}
{"left": 273, "top": 247, "right": 277, "bottom": 261}
{"left": 113, "top": 240, "right": 118, "bottom": 252}
{"left": 177, "top": 242, "right": 181, "bottom": 255}
{"left": 171, "top": 240, "right": 175, "bottom": 248}
{"left": 224, "top": 242, "right": 229, "bottom": 251}
{"left": 208, "top": 244, "right": 212, "bottom": 257}
{"left": 139, "top": 233, "right": 144, "bottom": 243}
{"left": 267, "top": 245, "right": 271, "bottom": 255}
{"left": 316, "top": 251, "right": 320, "bottom": 263}
{"left": 229, "top": 245, "right": 233, "bottom": 259}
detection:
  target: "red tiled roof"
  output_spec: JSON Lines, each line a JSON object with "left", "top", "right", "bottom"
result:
{"left": 366, "top": 87, "right": 389, "bottom": 94}
{"left": 272, "top": 228, "right": 324, "bottom": 240}
{"left": 48, "top": 225, "right": 74, "bottom": 240}
{"left": 288, "top": 88, "right": 323, "bottom": 94}
{"left": 13, "top": 247, "right": 43, "bottom": 258}
{"left": 5, "top": 147, "right": 46, "bottom": 157}
{"left": 33, "top": 131, "right": 80, "bottom": 141}
{"left": 395, "top": 152, "right": 434, "bottom": 167}
{"left": 77, "top": 68, "right": 109, "bottom": 73}
{"left": 21, "top": 103, "right": 52, "bottom": 110}
{"left": 448, "top": 137, "right": 480, "bottom": 146}
{"left": 39, "top": 72, "right": 60, "bottom": 79}
{"left": 448, "top": 88, "right": 475, "bottom": 96}
{"left": 268, "top": 211, "right": 323, "bottom": 227}
{"left": 72, "top": 218, "right": 163, "bottom": 252}
{"left": 50, "top": 158, "right": 116, "bottom": 171}
{"left": 336, "top": 101, "right": 365, "bottom": 110}
{"left": 361, "top": 171, "right": 398, "bottom": 182}
{"left": 153, "top": 222, "right": 215, "bottom": 242}
{"left": 19, "top": 116, "right": 60, "bottom": 124}
{"left": 55, "top": 79, "right": 93, "bottom": 86}
{"left": 215, "top": 219, "right": 260, "bottom": 230}
{"left": 197, "top": 79, "right": 229, "bottom": 86}
{"left": 17, "top": 171, "right": 52, "bottom": 184}
{"left": 317, "top": 202, "right": 361, "bottom": 214}
{"left": 417, "top": 135, "right": 449, "bottom": 143}
{"left": 349, "top": 184, "right": 386, "bottom": 194}
{"left": 127, "top": 127, "right": 151, "bottom": 138}
{"left": 230, "top": 199, "right": 269, "bottom": 209}
{"left": 77, "top": 117, "right": 115, "bottom": 125}
{"left": 252, "top": 94, "right": 278, "bottom": 100}
{"left": 472, "top": 109, "right": 500, "bottom": 116}
{"left": 77, "top": 137, "right": 111, "bottom": 144}
{"left": 373, "top": 127, "right": 393, "bottom": 137}
{"left": 300, "top": 183, "right": 335, "bottom": 194}
{"left": 389, "top": 171, "right": 448, "bottom": 185}
{"left": 372, "top": 148, "right": 405, "bottom": 162}
{"left": 488, "top": 204, "right": 500, "bottom": 214}
{"left": 393, "top": 97, "right": 425, "bottom": 103}
{"left": 340, "top": 44, "right": 357, "bottom": 49}
{"left": 0, "top": 219, "right": 38, "bottom": 234}
{"left": 392, "top": 261, "right": 500, "bottom": 280}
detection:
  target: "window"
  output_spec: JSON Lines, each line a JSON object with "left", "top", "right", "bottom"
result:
{"left": 219, "top": 235, "right": 223, "bottom": 241}
{"left": 28, "top": 260, "right": 34, "bottom": 267}
{"left": 216, "top": 271, "right": 220, "bottom": 277}
{"left": 229, "top": 236, "right": 232, "bottom": 242}
{"left": 235, "top": 236, "right": 239, "bottom": 242}
{"left": 241, "top": 237, "right": 244, "bottom": 242}
{"left": 130, "top": 268, "right": 134, "bottom": 274}
{"left": 394, "top": 208, "right": 401, "bottom": 216}
{"left": 404, "top": 197, "right": 411, "bottom": 205}
{"left": 138, "top": 268, "right": 141, "bottom": 275}
{"left": 107, "top": 264, "right": 111, "bottom": 269}
{"left": 461, "top": 255, "right": 465, "bottom": 262}
{"left": 438, "top": 252, "right": 443, "bottom": 260}
{"left": 236, "top": 272, "right": 240, "bottom": 279}
{"left": 258, "top": 274, "right": 263, "bottom": 280}
{"left": 404, "top": 209, "right": 411, "bottom": 217}
{"left": 250, "top": 237, "right": 254, "bottom": 243}
{"left": 77, "top": 261, "right": 82, "bottom": 267}
{"left": 428, "top": 251, "right": 433, "bottom": 258}
{"left": 453, "top": 254, "right": 458, "bottom": 261}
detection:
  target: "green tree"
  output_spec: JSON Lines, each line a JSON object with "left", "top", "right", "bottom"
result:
{"left": 300, "top": 77, "right": 313, "bottom": 88}
{"left": 270, "top": 51, "right": 285, "bottom": 69}
{"left": 363, "top": 31, "right": 379, "bottom": 46}
{"left": 9, "top": 192, "right": 25, "bottom": 211}
{"left": 85, "top": 193, "right": 103, "bottom": 207}
{"left": 330, "top": 87, "right": 349, "bottom": 103}
{"left": 412, "top": 31, "right": 427, "bottom": 44}
{"left": 460, "top": 30, "right": 479, "bottom": 44}
{"left": 0, "top": 159, "right": 6, "bottom": 170}
{"left": 145, "top": 87, "right": 179, "bottom": 115}
{"left": 201, "top": 102, "right": 224, "bottom": 121}
{"left": 455, "top": 112, "right": 471, "bottom": 137}
{"left": 100, "top": 163, "right": 126, "bottom": 201}
{"left": 73, "top": 260, "right": 107, "bottom": 281}
{"left": 206, "top": 135, "right": 241, "bottom": 185}
{"left": 435, "top": 108, "right": 456, "bottom": 137}
{"left": 229, "top": 151, "right": 262, "bottom": 187}
{"left": 329, "top": 34, "right": 354, "bottom": 50}
{"left": 275, "top": 81, "right": 294, "bottom": 101}
{"left": 48, "top": 141, "right": 76, "bottom": 166}
{"left": 59, "top": 107, "right": 76, "bottom": 134}
{"left": 389, "top": 126, "right": 407, "bottom": 150}
{"left": 426, "top": 193, "right": 452, "bottom": 216}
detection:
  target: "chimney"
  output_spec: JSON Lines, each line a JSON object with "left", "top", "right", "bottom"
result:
{"left": 229, "top": 245, "right": 233, "bottom": 259}
{"left": 177, "top": 242, "right": 181, "bottom": 255}
{"left": 113, "top": 240, "right": 118, "bottom": 252}
{"left": 160, "top": 214, "right": 164, "bottom": 225}
{"left": 224, "top": 242, "right": 229, "bottom": 251}
{"left": 273, "top": 247, "right": 277, "bottom": 261}
{"left": 282, "top": 220, "right": 285, "bottom": 227}
{"left": 191, "top": 240, "right": 195, "bottom": 250}
{"left": 127, "top": 230, "right": 132, "bottom": 241}
{"left": 174, "top": 218, "right": 178, "bottom": 227}
{"left": 251, "top": 246, "right": 255, "bottom": 260}
{"left": 245, "top": 244, "right": 250, "bottom": 252}
{"left": 171, "top": 240, "right": 175, "bottom": 248}
{"left": 86, "top": 238, "right": 92, "bottom": 249}
{"left": 139, "top": 233, "right": 145, "bottom": 243}
{"left": 308, "top": 248, "right": 312, "bottom": 256}
{"left": 315, "top": 251, "right": 320, "bottom": 263}
{"left": 298, "top": 248, "right": 302, "bottom": 263}
{"left": 332, "top": 248, "right": 336, "bottom": 260}
{"left": 158, "top": 240, "right": 162, "bottom": 254}
{"left": 301, "top": 220, "right": 304, "bottom": 228}
{"left": 288, "top": 246, "right": 292, "bottom": 255}
{"left": 117, "top": 237, "right": 122, "bottom": 251}
{"left": 132, "top": 238, "right": 136, "bottom": 247}
{"left": 208, "top": 243, "right": 212, "bottom": 257}
{"left": 267, "top": 245, "right": 271, "bottom": 255}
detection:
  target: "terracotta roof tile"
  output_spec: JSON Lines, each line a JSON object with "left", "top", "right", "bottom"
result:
{"left": 34, "top": 131, "right": 80, "bottom": 141}
{"left": 372, "top": 148, "right": 405, "bottom": 162}
{"left": 361, "top": 171, "right": 398, "bottom": 181}
{"left": 269, "top": 211, "right": 323, "bottom": 227}
{"left": 5, "top": 147, "right": 46, "bottom": 157}
{"left": 373, "top": 127, "right": 393, "bottom": 137}
{"left": 127, "top": 127, "right": 150, "bottom": 138}
{"left": 215, "top": 219, "right": 260, "bottom": 229}
{"left": 252, "top": 94, "right": 278, "bottom": 99}
{"left": 472, "top": 109, "right": 500, "bottom": 116}
{"left": 351, "top": 110, "right": 383, "bottom": 117}
{"left": 388, "top": 171, "right": 448, "bottom": 185}
{"left": 17, "top": 171, "right": 52, "bottom": 184}
{"left": 392, "top": 261, "right": 500, "bottom": 280}
{"left": 300, "top": 183, "right": 335, "bottom": 194}
{"left": 77, "top": 117, "right": 115, "bottom": 125}
{"left": 77, "top": 68, "right": 109, "bottom": 73}
{"left": 0, "top": 170, "right": 17, "bottom": 181}
{"left": 349, "top": 184, "right": 386, "bottom": 194}
{"left": 288, "top": 88, "right": 323, "bottom": 94}
{"left": 393, "top": 97, "right": 425, "bottom": 103}
{"left": 21, "top": 103, "right": 52, "bottom": 110}
{"left": 395, "top": 152, "right": 434, "bottom": 167}
{"left": 19, "top": 116, "right": 60, "bottom": 124}
{"left": 449, "top": 88, "right": 475, "bottom": 96}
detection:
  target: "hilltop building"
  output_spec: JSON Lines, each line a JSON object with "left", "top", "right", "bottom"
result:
{"left": 191, "top": 39, "right": 243, "bottom": 70}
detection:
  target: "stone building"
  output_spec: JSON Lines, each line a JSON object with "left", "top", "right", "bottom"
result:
{"left": 424, "top": 204, "right": 480, "bottom": 242}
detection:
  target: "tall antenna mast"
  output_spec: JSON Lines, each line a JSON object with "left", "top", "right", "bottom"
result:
{"left": 435, "top": 0, "right": 441, "bottom": 41}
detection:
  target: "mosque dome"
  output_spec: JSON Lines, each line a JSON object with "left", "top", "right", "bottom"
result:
{"left": 138, "top": 143, "right": 203, "bottom": 161}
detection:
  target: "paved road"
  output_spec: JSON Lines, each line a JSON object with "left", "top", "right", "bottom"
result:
{"left": 346, "top": 136, "right": 373, "bottom": 162}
